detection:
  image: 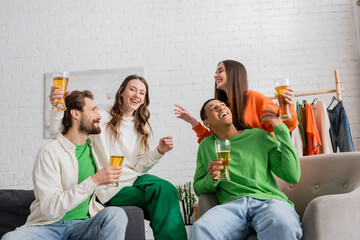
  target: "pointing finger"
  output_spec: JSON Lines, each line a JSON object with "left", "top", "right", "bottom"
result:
{"left": 174, "top": 104, "right": 186, "bottom": 111}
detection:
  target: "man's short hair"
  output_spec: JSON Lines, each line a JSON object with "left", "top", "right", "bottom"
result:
{"left": 200, "top": 98, "right": 216, "bottom": 121}
{"left": 61, "top": 90, "right": 94, "bottom": 135}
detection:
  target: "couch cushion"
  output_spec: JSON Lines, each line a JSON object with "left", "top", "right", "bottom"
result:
{"left": 121, "top": 206, "right": 145, "bottom": 240}
{"left": 277, "top": 152, "right": 360, "bottom": 221}
{"left": 0, "top": 189, "right": 35, "bottom": 238}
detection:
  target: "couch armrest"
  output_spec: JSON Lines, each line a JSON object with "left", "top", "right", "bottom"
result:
{"left": 302, "top": 188, "right": 360, "bottom": 240}
{"left": 0, "top": 189, "right": 34, "bottom": 238}
{"left": 198, "top": 193, "right": 219, "bottom": 218}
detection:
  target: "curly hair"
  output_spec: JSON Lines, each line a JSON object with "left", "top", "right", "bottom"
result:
{"left": 106, "top": 75, "right": 152, "bottom": 152}
{"left": 61, "top": 90, "right": 94, "bottom": 135}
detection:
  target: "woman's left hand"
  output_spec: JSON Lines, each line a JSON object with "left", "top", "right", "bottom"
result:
{"left": 282, "top": 87, "right": 295, "bottom": 105}
{"left": 157, "top": 136, "right": 174, "bottom": 155}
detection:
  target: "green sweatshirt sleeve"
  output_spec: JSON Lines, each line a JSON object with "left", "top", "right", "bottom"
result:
{"left": 268, "top": 123, "right": 301, "bottom": 184}
{"left": 193, "top": 141, "right": 219, "bottom": 196}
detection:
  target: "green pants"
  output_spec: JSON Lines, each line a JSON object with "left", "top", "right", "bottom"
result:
{"left": 106, "top": 174, "right": 187, "bottom": 240}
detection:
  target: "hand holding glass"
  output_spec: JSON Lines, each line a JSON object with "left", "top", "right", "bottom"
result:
{"left": 214, "top": 139, "right": 231, "bottom": 181}
{"left": 52, "top": 71, "right": 69, "bottom": 111}
{"left": 108, "top": 147, "right": 124, "bottom": 187}
{"left": 275, "top": 78, "right": 292, "bottom": 121}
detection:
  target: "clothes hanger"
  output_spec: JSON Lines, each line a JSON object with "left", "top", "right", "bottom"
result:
{"left": 311, "top": 95, "right": 318, "bottom": 109}
{"left": 311, "top": 96, "right": 318, "bottom": 105}
{"left": 327, "top": 96, "right": 341, "bottom": 109}
{"left": 302, "top": 99, "right": 307, "bottom": 107}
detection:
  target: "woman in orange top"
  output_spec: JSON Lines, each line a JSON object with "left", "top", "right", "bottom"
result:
{"left": 175, "top": 60, "right": 298, "bottom": 143}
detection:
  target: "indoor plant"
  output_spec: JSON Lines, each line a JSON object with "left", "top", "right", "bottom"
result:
{"left": 176, "top": 181, "right": 197, "bottom": 225}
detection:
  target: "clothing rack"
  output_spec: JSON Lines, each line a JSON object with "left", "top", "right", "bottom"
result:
{"left": 270, "top": 70, "right": 345, "bottom": 100}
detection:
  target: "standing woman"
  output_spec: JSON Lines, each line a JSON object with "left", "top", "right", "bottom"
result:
{"left": 175, "top": 60, "right": 298, "bottom": 143}
{"left": 50, "top": 75, "right": 187, "bottom": 240}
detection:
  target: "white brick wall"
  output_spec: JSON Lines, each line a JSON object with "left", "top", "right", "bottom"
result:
{"left": 1, "top": 0, "right": 360, "bottom": 238}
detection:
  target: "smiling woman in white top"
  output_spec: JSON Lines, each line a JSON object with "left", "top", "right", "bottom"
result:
{"left": 49, "top": 75, "right": 187, "bottom": 240}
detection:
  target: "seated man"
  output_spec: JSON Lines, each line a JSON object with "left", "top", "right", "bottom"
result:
{"left": 190, "top": 99, "right": 302, "bottom": 240}
{"left": 2, "top": 90, "right": 128, "bottom": 240}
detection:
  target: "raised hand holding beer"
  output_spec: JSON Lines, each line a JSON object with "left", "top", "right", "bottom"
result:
{"left": 214, "top": 139, "right": 231, "bottom": 181}
{"left": 51, "top": 71, "right": 70, "bottom": 111}
{"left": 275, "top": 78, "right": 293, "bottom": 121}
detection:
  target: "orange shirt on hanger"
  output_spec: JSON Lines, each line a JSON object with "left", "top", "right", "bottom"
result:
{"left": 301, "top": 103, "right": 321, "bottom": 155}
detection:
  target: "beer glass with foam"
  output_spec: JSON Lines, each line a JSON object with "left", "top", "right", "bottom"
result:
{"left": 52, "top": 71, "right": 69, "bottom": 111}
{"left": 275, "top": 78, "right": 292, "bottom": 121}
{"left": 108, "top": 146, "right": 124, "bottom": 187}
{"left": 214, "top": 139, "right": 231, "bottom": 181}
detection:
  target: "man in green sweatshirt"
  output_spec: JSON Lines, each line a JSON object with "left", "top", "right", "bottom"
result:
{"left": 190, "top": 99, "right": 302, "bottom": 240}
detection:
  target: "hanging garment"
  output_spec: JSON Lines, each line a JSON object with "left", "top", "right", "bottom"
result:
{"left": 291, "top": 126, "right": 303, "bottom": 157}
{"left": 312, "top": 100, "right": 333, "bottom": 154}
{"left": 327, "top": 101, "right": 354, "bottom": 152}
{"left": 301, "top": 103, "right": 321, "bottom": 155}
{"left": 296, "top": 101, "right": 306, "bottom": 148}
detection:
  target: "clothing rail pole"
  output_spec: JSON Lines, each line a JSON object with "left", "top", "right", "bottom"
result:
{"left": 334, "top": 69, "right": 342, "bottom": 101}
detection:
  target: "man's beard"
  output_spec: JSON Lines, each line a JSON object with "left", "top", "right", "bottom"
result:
{"left": 79, "top": 118, "right": 101, "bottom": 135}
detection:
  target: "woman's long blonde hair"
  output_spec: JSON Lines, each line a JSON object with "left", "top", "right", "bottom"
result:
{"left": 107, "top": 75, "right": 152, "bottom": 152}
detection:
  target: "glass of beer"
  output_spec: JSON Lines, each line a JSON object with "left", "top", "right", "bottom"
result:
{"left": 52, "top": 71, "right": 69, "bottom": 111}
{"left": 214, "top": 139, "right": 231, "bottom": 181}
{"left": 108, "top": 147, "right": 124, "bottom": 187}
{"left": 275, "top": 78, "right": 292, "bottom": 121}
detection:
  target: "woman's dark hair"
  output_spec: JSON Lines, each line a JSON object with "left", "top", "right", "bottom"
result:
{"left": 62, "top": 90, "right": 94, "bottom": 135}
{"left": 106, "top": 74, "right": 152, "bottom": 152}
{"left": 214, "top": 60, "right": 249, "bottom": 130}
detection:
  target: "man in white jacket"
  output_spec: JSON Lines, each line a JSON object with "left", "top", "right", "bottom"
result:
{"left": 2, "top": 90, "right": 128, "bottom": 240}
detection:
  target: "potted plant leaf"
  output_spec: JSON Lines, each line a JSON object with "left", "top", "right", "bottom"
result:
{"left": 176, "top": 181, "right": 197, "bottom": 225}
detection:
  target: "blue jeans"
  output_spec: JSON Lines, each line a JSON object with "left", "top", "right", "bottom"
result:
{"left": 190, "top": 197, "right": 302, "bottom": 240}
{"left": 327, "top": 102, "right": 354, "bottom": 152}
{"left": 1, "top": 207, "right": 128, "bottom": 240}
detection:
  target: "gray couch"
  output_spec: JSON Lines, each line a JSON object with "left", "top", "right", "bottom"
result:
{"left": 198, "top": 152, "right": 360, "bottom": 240}
{"left": 0, "top": 189, "right": 145, "bottom": 240}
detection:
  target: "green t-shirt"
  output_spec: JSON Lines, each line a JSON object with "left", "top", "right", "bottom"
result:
{"left": 194, "top": 123, "right": 300, "bottom": 207}
{"left": 61, "top": 139, "right": 97, "bottom": 221}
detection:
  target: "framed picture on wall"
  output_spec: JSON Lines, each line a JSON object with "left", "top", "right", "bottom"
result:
{"left": 44, "top": 67, "right": 144, "bottom": 138}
